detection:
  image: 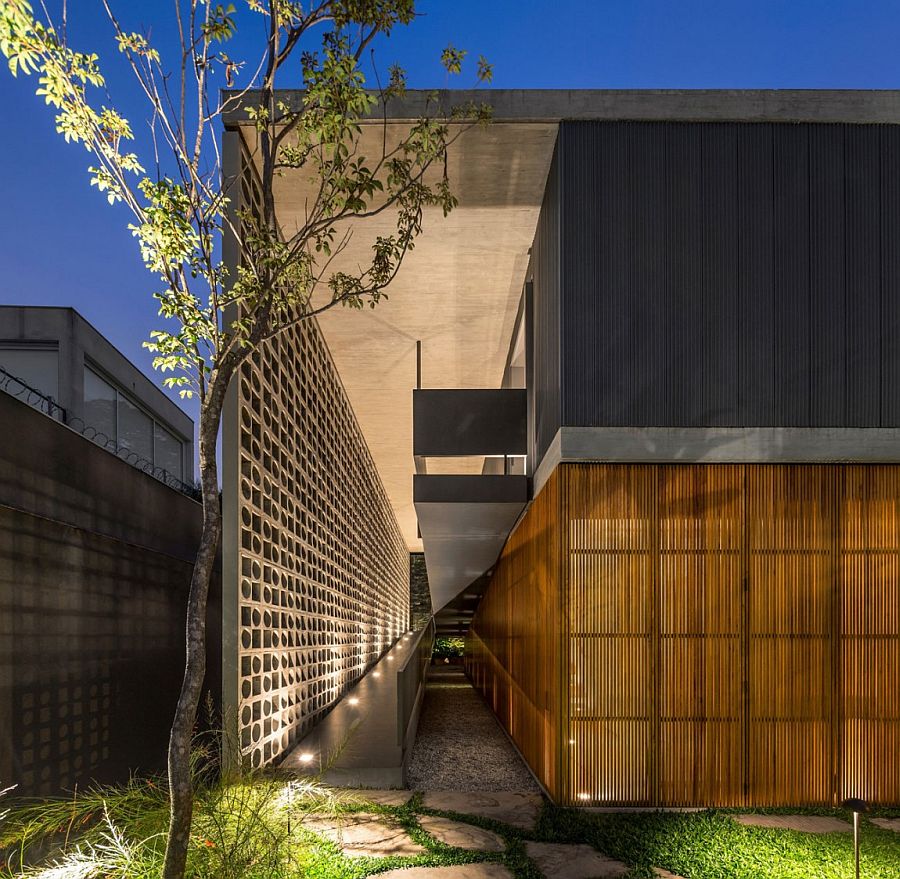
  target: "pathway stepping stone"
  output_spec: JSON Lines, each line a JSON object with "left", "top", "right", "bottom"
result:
{"left": 378, "top": 866, "right": 514, "bottom": 879}
{"left": 870, "top": 817, "right": 900, "bottom": 832}
{"left": 343, "top": 788, "right": 414, "bottom": 806}
{"left": 653, "top": 868, "right": 687, "bottom": 878}
{"left": 302, "top": 812, "right": 426, "bottom": 858}
{"left": 733, "top": 814, "right": 851, "bottom": 833}
{"left": 422, "top": 791, "right": 542, "bottom": 830}
{"left": 418, "top": 815, "right": 505, "bottom": 851}
{"left": 525, "top": 841, "right": 629, "bottom": 878}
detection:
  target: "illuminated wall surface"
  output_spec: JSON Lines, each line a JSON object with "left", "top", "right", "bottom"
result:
{"left": 468, "top": 463, "right": 900, "bottom": 806}
{"left": 223, "top": 144, "right": 410, "bottom": 770}
{"left": 226, "top": 319, "right": 410, "bottom": 768}
{"left": 226, "top": 319, "right": 411, "bottom": 767}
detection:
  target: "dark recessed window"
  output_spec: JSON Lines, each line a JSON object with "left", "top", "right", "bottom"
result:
{"left": 0, "top": 346, "right": 60, "bottom": 406}
{"left": 117, "top": 392, "right": 153, "bottom": 462}
{"left": 83, "top": 367, "right": 117, "bottom": 445}
{"left": 154, "top": 422, "right": 184, "bottom": 481}
{"left": 83, "top": 365, "right": 184, "bottom": 479}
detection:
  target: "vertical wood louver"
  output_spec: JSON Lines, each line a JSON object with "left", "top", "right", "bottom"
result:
{"left": 467, "top": 463, "right": 900, "bottom": 806}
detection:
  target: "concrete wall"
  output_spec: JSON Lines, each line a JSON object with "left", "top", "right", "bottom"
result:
{"left": 0, "top": 390, "right": 219, "bottom": 797}
{"left": 528, "top": 142, "right": 562, "bottom": 469}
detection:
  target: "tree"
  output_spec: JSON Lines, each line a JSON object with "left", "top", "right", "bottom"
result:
{"left": 0, "top": 2, "right": 491, "bottom": 876}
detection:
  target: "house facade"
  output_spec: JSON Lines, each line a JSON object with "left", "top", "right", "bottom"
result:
{"left": 464, "top": 117, "right": 900, "bottom": 807}
{"left": 222, "top": 91, "right": 900, "bottom": 805}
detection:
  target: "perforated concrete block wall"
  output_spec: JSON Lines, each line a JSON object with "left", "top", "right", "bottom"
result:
{"left": 223, "top": 135, "right": 410, "bottom": 769}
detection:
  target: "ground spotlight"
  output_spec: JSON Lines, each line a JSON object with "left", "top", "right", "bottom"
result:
{"left": 843, "top": 798, "right": 867, "bottom": 879}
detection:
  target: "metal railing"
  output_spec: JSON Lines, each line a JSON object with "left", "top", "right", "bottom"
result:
{"left": 0, "top": 364, "right": 201, "bottom": 501}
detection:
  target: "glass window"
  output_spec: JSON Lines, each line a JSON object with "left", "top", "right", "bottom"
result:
{"left": 83, "top": 367, "right": 117, "bottom": 446}
{"left": 117, "top": 393, "right": 153, "bottom": 462}
{"left": 0, "top": 347, "right": 59, "bottom": 401}
{"left": 154, "top": 422, "right": 184, "bottom": 482}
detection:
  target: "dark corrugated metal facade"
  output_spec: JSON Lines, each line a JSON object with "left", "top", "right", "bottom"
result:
{"left": 529, "top": 141, "right": 562, "bottom": 463}
{"left": 531, "top": 120, "right": 900, "bottom": 440}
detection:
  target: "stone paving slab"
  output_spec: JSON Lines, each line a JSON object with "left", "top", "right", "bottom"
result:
{"left": 653, "top": 868, "right": 687, "bottom": 878}
{"left": 418, "top": 815, "right": 506, "bottom": 852}
{"left": 870, "top": 817, "right": 900, "bottom": 832}
{"left": 303, "top": 812, "right": 426, "bottom": 858}
{"left": 342, "top": 788, "right": 414, "bottom": 806}
{"left": 525, "top": 841, "right": 629, "bottom": 878}
{"left": 422, "top": 791, "right": 542, "bottom": 830}
{"left": 378, "top": 866, "right": 514, "bottom": 879}
{"left": 733, "top": 814, "right": 851, "bottom": 833}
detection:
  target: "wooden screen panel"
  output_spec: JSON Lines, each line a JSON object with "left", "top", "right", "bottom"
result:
{"left": 566, "top": 464, "right": 655, "bottom": 805}
{"left": 657, "top": 465, "right": 744, "bottom": 806}
{"left": 747, "top": 466, "right": 835, "bottom": 805}
{"left": 469, "top": 463, "right": 900, "bottom": 807}
{"left": 840, "top": 466, "right": 900, "bottom": 803}
{"left": 465, "top": 469, "right": 564, "bottom": 799}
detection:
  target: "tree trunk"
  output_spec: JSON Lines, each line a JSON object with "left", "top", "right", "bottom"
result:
{"left": 162, "top": 376, "right": 229, "bottom": 879}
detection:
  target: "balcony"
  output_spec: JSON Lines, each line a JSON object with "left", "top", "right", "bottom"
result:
{"left": 413, "top": 389, "right": 529, "bottom": 614}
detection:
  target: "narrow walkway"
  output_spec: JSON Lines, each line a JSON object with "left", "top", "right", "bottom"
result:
{"left": 407, "top": 665, "right": 540, "bottom": 792}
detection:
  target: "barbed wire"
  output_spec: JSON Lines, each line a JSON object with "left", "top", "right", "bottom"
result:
{"left": 0, "top": 366, "right": 66, "bottom": 420}
{"left": 0, "top": 364, "right": 201, "bottom": 501}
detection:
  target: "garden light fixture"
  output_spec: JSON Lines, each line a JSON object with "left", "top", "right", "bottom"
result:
{"left": 843, "top": 798, "right": 867, "bottom": 879}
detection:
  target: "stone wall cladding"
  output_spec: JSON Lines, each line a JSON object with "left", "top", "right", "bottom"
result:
{"left": 409, "top": 552, "right": 432, "bottom": 630}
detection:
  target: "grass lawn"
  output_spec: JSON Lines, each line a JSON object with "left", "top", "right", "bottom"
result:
{"left": 536, "top": 806, "right": 900, "bottom": 878}
{"left": 2, "top": 777, "right": 899, "bottom": 878}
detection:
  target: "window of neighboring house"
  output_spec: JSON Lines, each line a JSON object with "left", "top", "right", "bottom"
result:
{"left": 154, "top": 422, "right": 184, "bottom": 482}
{"left": 83, "top": 366, "right": 117, "bottom": 445}
{"left": 84, "top": 365, "right": 186, "bottom": 480}
{"left": 0, "top": 346, "right": 60, "bottom": 411}
{"left": 117, "top": 392, "right": 153, "bottom": 462}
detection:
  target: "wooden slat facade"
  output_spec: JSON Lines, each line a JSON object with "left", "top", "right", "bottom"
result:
{"left": 466, "top": 463, "right": 900, "bottom": 807}
{"left": 466, "top": 471, "right": 564, "bottom": 798}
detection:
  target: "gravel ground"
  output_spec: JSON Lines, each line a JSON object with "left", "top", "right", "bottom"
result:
{"left": 407, "top": 665, "right": 541, "bottom": 792}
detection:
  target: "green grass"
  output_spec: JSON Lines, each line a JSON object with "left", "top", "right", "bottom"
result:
{"left": 536, "top": 805, "right": 900, "bottom": 879}
{"left": 2, "top": 778, "right": 899, "bottom": 878}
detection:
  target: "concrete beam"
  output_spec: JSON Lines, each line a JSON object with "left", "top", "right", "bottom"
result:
{"left": 414, "top": 474, "right": 528, "bottom": 504}
{"left": 533, "top": 426, "right": 900, "bottom": 496}
{"left": 415, "top": 476, "right": 527, "bottom": 612}
{"left": 224, "top": 89, "right": 900, "bottom": 128}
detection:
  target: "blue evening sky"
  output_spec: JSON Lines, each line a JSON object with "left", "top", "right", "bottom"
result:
{"left": 1, "top": 0, "right": 899, "bottom": 427}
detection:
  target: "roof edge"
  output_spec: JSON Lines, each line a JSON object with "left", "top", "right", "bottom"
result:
{"left": 223, "top": 88, "right": 900, "bottom": 127}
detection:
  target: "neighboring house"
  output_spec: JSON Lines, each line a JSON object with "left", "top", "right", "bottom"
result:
{"left": 0, "top": 307, "right": 217, "bottom": 797}
{"left": 0, "top": 306, "right": 193, "bottom": 486}
{"left": 220, "top": 90, "right": 900, "bottom": 807}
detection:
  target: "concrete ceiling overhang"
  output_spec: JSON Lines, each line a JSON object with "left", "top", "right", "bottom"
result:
{"left": 232, "top": 98, "right": 558, "bottom": 550}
